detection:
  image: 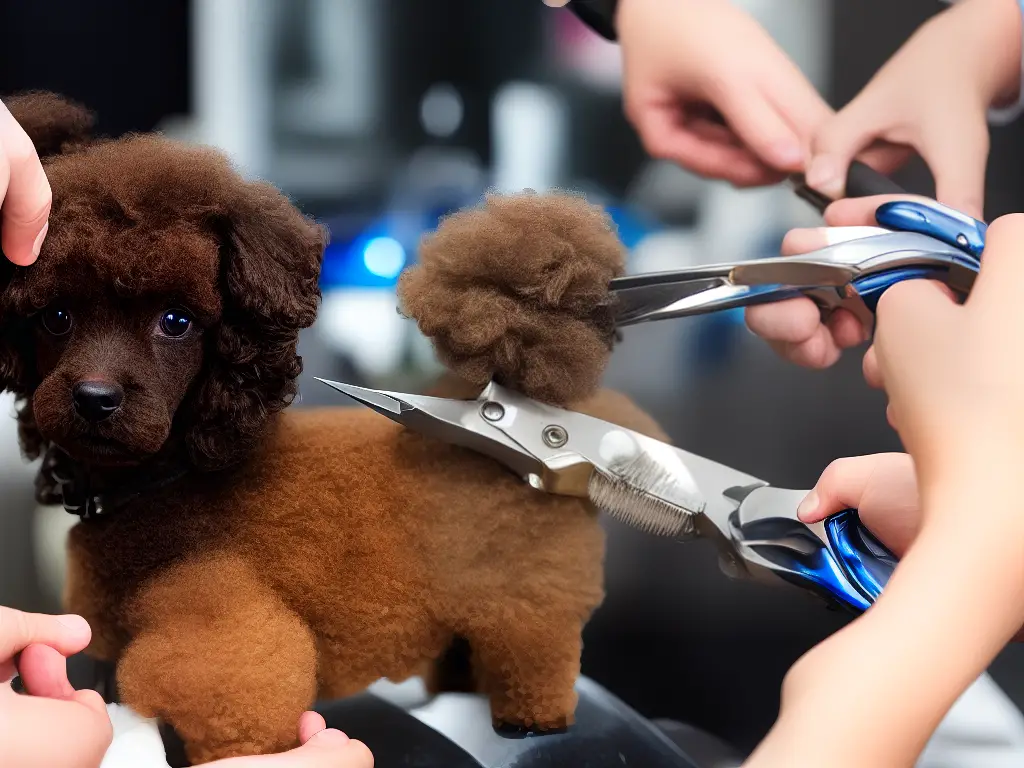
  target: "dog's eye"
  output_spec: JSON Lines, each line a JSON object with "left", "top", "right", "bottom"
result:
{"left": 158, "top": 309, "right": 193, "bottom": 338}
{"left": 41, "top": 307, "right": 73, "bottom": 336}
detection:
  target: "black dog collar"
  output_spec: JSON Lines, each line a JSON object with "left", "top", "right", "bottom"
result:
{"left": 37, "top": 446, "right": 189, "bottom": 520}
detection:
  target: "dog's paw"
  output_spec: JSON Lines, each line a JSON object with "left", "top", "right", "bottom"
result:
{"left": 100, "top": 703, "right": 171, "bottom": 768}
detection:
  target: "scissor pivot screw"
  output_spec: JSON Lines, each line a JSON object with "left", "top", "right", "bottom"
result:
{"left": 542, "top": 425, "right": 568, "bottom": 448}
{"left": 956, "top": 233, "right": 968, "bottom": 247}
{"left": 481, "top": 401, "right": 505, "bottom": 422}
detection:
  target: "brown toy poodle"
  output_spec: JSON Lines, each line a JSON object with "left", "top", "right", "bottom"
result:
{"left": 0, "top": 91, "right": 669, "bottom": 764}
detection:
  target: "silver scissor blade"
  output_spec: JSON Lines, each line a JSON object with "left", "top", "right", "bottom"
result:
{"left": 315, "top": 378, "right": 545, "bottom": 481}
{"left": 609, "top": 266, "right": 733, "bottom": 327}
{"left": 315, "top": 378, "right": 406, "bottom": 415}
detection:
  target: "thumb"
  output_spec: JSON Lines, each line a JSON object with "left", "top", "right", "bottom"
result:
{"left": 806, "top": 104, "right": 879, "bottom": 200}
{"left": 797, "top": 455, "right": 892, "bottom": 523}
{"left": 0, "top": 609, "right": 91, "bottom": 679}
{"left": 920, "top": 117, "right": 989, "bottom": 219}
{"left": 0, "top": 102, "right": 51, "bottom": 266}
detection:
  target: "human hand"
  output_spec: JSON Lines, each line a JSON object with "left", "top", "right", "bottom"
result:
{"left": 798, "top": 452, "right": 1024, "bottom": 643}
{"left": 866, "top": 211, "right": 1024, "bottom": 490}
{"left": 0, "top": 608, "right": 113, "bottom": 768}
{"left": 744, "top": 192, "right": 937, "bottom": 368}
{"left": 616, "top": 0, "right": 833, "bottom": 186}
{"left": 749, "top": 216, "right": 1024, "bottom": 766}
{"left": 0, "top": 98, "right": 51, "bottom": 265}
{"left": 208, "top": 712, "right": 373, "bottom": 767}
{"left": 805, "top": 0, "right": 1022, "bottom": 219}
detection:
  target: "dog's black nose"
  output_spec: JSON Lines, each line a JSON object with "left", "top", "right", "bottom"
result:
{"left": 72, "top": 381, "right": 124, "bottom": 422}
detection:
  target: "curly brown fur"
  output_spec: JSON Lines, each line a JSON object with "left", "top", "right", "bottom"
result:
{"left": 0, "top": 92, "right": 324, "bottom": 472}
{"left": 397, "top": 190, "right": 626, "bottom": 406}
{"left": 1, "top": 93, "right": 668, "bottom": 764}
{"left": 3, "top": 91, "right": 95, "bottom": 158}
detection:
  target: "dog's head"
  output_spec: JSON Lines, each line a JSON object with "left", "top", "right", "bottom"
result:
{"left": 0, "top": 92, "right": 325, "bottom": 471}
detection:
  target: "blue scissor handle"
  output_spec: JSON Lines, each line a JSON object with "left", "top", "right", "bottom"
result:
{"left": 849, "top": 265, "right": 962, "bottom": 314}
{"left": 823, "top": 508, "right": 897, "bottom": 610}
{"left": 773, "top": 509, "right": 897, "bottom": 613}
{"left": 874, "top": 200, "right": 988, "bottom": 258}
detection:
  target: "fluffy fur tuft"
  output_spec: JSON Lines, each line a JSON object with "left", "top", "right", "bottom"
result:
{"left": 397, "top": 190, "right": 626, "bottom": 406}
{"left": 5, "top": 90, "right": 95, "bottom": 159}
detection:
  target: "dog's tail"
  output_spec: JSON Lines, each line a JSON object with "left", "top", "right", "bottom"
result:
{"left": 397, "top": 190, "right": 627, "bottom": 408}
{"left": 5, "top": 90, "right": 95, "bottom": 160}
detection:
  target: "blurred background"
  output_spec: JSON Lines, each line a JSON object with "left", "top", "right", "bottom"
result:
{"left": 1, "top": 0, "right": 1023, "bottom": 757}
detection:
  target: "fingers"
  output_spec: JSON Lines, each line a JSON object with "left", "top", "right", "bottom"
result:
{"left": 627, "top": 98, "right": 776, "bottom": 186}
{"left": 0, "top": 101, "right": 51, "bottom": 266}
{"left": 212, "top": 715, "right": 374, "bottom": 767}
{"left": 919, "top": 118, "right": 989, "bottom": 219}
{"left": 805, "top": 106, "right": 879, "bottom": 199}
{"left": 15, "top": 643, "right": 75, "bottom": 699}
{"left": 822, "top": 194, "right": 932, "bottom": 227}
{"left": 862, "top": 346, "right": 883, "bottom": 389}
{"left": 713, "top": 85, "right": 805, "bottom": 171}
{"left": 827, "top": 308, "right": 868, "bottom": 348}
{"left": 780, "top": 227, "right": 830, "bottom": 257}
{"left": 857, "top": 143, "right": 914, "bottom": 177}
{"left": 302, "top": 729, "right": 374, "bottom": 767}
{"left": 798, "top": 455, "right": 892, "bottom": 523}
{"left": 298, "top": 711, "right": 328, "bottom": 744}
{"left": 0, "top": 692, "right": 113, "bottom": 768}
{"left": 0, "top": 610, "right": 91, "bottom": 682}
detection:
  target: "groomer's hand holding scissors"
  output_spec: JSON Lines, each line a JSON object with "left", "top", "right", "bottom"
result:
{"left": 616, "top": 0, "right": 904, "bottom": 187}
{"left": 746, "top": 192, "right": 949, "bottom": 368}
{"left": 805, "top": 0, "right": 1022, "bottom": 220}
{"left": 0, "top": 98, "right": 51, "bottom": 266}
{"left": 746, "top": 211, "right": 1024, "bottom": 768}
{"left": 798, "top": 451, "right": 1024, "bottom": 642}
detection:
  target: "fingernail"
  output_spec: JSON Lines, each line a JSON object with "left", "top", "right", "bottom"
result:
{"left": 805, "top": 156, "right": 842, "bottom": 197}
{"left": 56, "top": 614, "right": 90, "bottom": 635}
{"left": 31, "top": 221, "right": 49, "bottom": 259}
{"left": 797, "top": 491, "right": 818, "bottom": 521}
{"left": 771, "top": 141, "right": 804, "bottom": 168}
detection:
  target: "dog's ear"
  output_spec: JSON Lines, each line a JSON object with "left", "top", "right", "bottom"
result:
{"left": 186, "top": 181, "right": 326, "bottom": 470}
{"left": 4, "top": 91, "right": 95, "bottom": 160}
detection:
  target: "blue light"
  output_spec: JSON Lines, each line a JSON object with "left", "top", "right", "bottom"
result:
{"left": 362, "top": 237, "right": 406, "bottom": 279}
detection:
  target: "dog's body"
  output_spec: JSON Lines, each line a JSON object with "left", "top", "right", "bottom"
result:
{"left": 0, "top": 92, "right": 666, "bottom": 764}
{"left": 67, "top": 397, "right": 663, "bottom": 763}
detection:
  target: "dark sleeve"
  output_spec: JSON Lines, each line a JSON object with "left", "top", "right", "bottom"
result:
{"left": 567, "top": 0, "right": 620, "bottom": 41}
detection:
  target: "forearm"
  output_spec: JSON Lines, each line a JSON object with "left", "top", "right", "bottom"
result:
{"left": 760, "top": 478, "right": 1024, "bottom": 767}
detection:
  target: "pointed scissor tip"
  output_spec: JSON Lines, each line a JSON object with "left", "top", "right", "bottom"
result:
{"left": 315, "top": 378, "right": 404, "bottom": 414}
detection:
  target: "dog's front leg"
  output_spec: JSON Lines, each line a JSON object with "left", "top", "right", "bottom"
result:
{"left": 115, "top": 555, "right": 318, "bottom": 765}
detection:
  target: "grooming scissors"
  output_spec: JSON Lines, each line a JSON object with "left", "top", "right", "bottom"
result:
{"left": 611, "top": 163, "right": 987, "bottom": 328}
{"left": 314, "top": 167, "right": 987, "bottom": 613}
{"left": 317, "top": 378, "right": 894, "bottom": 615}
